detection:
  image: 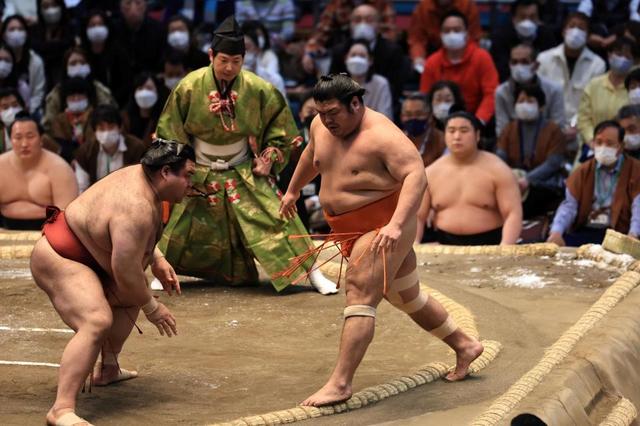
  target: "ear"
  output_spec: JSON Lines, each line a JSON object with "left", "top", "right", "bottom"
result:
{"left": 208, "top": 48, "right": 215, "bottom": 64}
{"left": 161, "top": 165, "right": 171, "bottom": 180}
{"left": 351, "top": 97, "right": 360, "bottom": 111}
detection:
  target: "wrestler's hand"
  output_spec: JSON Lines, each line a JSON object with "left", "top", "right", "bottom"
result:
{"left": 372, "top": 223, "right": 402, "bottom": 253}
{"left": 252, "top": 157, "right": 273, "bottom": 176}
{"left": 279, "top": 191, "right": 299, "bottom": 220}
{"left": 151, "top": 256, "right": 181, "bottom": 296}
{"left": 146, "top": 302, "right": 178, "bottom": 337}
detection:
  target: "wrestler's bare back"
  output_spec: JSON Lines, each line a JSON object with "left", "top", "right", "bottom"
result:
{"left": 425, "top": 151, "right": 509, "bottom": 234}
{"left": 0, "top": 150, "right": 76, "bottom": 218}
{"left": 311, "top": 109, "right": 411, "bottom": 215}
{"left": 64, "top": 165, "right": 162, "bottom": 276}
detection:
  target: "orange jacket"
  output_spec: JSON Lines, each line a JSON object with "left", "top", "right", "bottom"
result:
{"left": 419, "top": 42, "right": 498, "bottom": 123}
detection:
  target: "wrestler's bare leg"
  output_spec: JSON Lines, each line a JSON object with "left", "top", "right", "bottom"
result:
{"left": 301, "top": 219, "right": 417, "bottom": 406}
{"left": 30, "top": 238, "right": 112, "bottom": 426}
{"left": 393, "top": 251, "right": 484, "bottom": 381}
{"left": 93, "top": 304, "right": 140, "bottom": 386}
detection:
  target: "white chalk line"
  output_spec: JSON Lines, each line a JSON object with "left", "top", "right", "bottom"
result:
{"left": 0, "top": 326, "right": 73, "bottom": 333}
{"left": 0, "top": 360, "right": 59, "bottom": 368}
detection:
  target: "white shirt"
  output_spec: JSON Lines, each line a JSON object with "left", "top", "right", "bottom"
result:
{"left": 536, "top": 43, "right": 606, "bottom": 123}
{"left": 75, "top": 136, "right": 127, "bottom": 193}
{"left": 363, "top": 74, "right": 393, "bottom": 120}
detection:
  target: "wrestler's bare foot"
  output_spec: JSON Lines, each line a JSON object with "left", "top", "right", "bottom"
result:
{"left": 301, "top": 381, "right": 352, "bottom": 406}
{"left": 445, "top": 339, "right": 484, "bottom": 382}
{"left": 46, "top": 408, "right": 91, "bottom": 426}
{"left": 92, "top": 363, "right": 138, "bottom": 386}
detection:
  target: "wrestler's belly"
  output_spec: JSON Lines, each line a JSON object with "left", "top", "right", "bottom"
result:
{"left": 433, "top": 205, "right": 503, "bottom": 235}
{"left": 1, "top": 201, "right": 46, "bottom": 219}
{"left": 319, "top": 187, "right": 398, "bottom": 216}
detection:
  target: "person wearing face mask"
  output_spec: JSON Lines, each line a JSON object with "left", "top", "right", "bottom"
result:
{"left": 427, "top": 80, "right": 466, "bottom": 130}
{"left": 74, "top": 105, "right": 146, "bottom": 193}
{"left": 497, "top": 85, "right": 566, "bottom": 220}
{"left": 81, "top": 10, "right": 132, "bottom": 107}
{"left": 617, "top": 105, "right": 640, "bottom": 160}
{"left": 489, "top": 0, "right": 558, "bottom": 82}
{"left": 166, "top": 14, "right": 209, "bottom": 71}
{"left": 242, "top": 33, "right": 287, "bottom": 97}
{"left": 162, "top": 51, "right": 188, "bottom": 91}
{"left": 495, "top": 44, "right": 566, "bottom": 136}
{"left": 123, "top": 72, "right": 168, "bottom": 146}
{"left": 420, "top": 10, "right": 499, "bottom": 126}
{"left": 0, "top": 42, "right": 19, "bottom": 91}
{"left": 241, "top": 20, "right": 280, "bottom": 76}
{"left": 0, "top": 87, "right": 59, "bottom": 153}
{"left": 408, "top": 0, "right": 481, "bottom": 73}
{"left": 30, "top": 0, "right": 74, "bottom": 90}
{"left": 0, "top": 15, "right": 46, "bottom": 116}
{"left": 625, "top": 68, "right": 640, "bottom": 106}
{"left": 577, "top": 37, "right": 635, "bottom": 150}
{"left": 49, "top": 77, "right": 96, "bottom": 162}
{"left": 344, "top": 39, "right": 393, "bottom": 119}
{"left": 548, "top": 120, "right": 640, "bottom": 246}
{"left": 235, "top": 0, "right": 296, "bottom": 48}
{"left": 42, "top": 46, "right": 118, "bottom": 135}
{"left": 401, "top": 93, "right": 445, "bottom": 167}
{"left": 329, "top": 4, "right": 407, "bottom": 115}
{"left": 537, "top": 12, "right": 606, "bottom": 125}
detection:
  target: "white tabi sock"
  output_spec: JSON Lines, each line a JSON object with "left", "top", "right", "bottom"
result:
{"left": 308, "top": 267, "right": 338, "bottom": 295}
{"left": 150, "top": 278, "right": 163, "bottom": 291}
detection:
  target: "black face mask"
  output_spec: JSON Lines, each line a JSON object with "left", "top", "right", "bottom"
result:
{"left": 403, "top": 118, "right": 428, "bottom": 137}
{"left": 303, "top": 115, "right": 315, "bottom": 129}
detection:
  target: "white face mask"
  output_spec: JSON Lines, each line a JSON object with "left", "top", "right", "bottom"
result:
{"left": 1, "top": 106, "right": 21, "bottom": 127}
{"left": 625, "top": 133, "right": 640, "bottom": 150}
{"left": 0, "top": 59, "right": 13, "bottom": 78}
{"left": 257, "top": 35, "right": 266, "bottom": 49}
{"left": 515, "top": 101, "right": 539, "bottom": 121}
{"left": 134, "top": 88, "right": 158, "bottom": 109}
{"left": 164, "top": 76, "right": 181, "bottom": 90}
{"left": 629, "top": 88, "right": 640, "bottom": 104}
{"left": 4, "top": 29, "right": 26, "bottom": 48}
{"left": 167, "top": 30, "right": 189, "bottom": 49}
{"left": 67, "top": 63, "right": 91, "bottom": 78}
{"left": 86, "top": 25, "right": 109, "bottom": 43}
{"left": 243, "top": 51, "right": 257, "bottom": 70}
{"left": 441, "top": 31, "right": 467, "bottom": 50}
{"left": 96, "top": 129, "right": 120, "bottom": 149}
{"left": 609, "top": 53, "right": 633, "bottom": 75}
{"left": 67, "top": 98, "right": 88, "bottom": 113}
{"left": 564, "top": 27, "right": 587, "bottom": 50}
{"left": 351, "top": 23, "right": 376, "bottom": 42}
{"left": 433, "top": 102, "right": 453, "bottom": 120}
{"left": 42, "top": 6, "right": 62, "bottom": 24}
{"left": 594, "top": 146, "right": 619, "bottom": 167}
{"left": 346, "top": 56, "right": 369, "bottom": 76}
{"left": 515, "top": 19, "right": 538, "bottom": 38}
{"left": 510, "top": 63, "right": 535, "bottom": 83}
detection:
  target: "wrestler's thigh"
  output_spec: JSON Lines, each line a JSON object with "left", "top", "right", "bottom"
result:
{"left": 345, "top": 217, "right": 418, "bottom": 304}
{"left": 30, "top": 238, "right": 111, "bottom": 331}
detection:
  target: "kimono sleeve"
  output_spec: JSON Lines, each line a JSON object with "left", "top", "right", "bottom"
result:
{"left": 156, "top": 82, "right": 192, "bottom": 145}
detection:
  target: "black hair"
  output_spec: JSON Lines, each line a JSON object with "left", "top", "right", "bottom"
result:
{"left": 515, "top": 83, "right": 546, "bottom": 107}
{"left": 91, "top": 104, "right": 122, "bottom": 129}
{"left": 609, "top": 36, "right": 636, "bottom": 58}
{"left": 164, "top": 49, "right": 187, "bottom": 68}
{"left": 403, "top": 92, "right": 429, "bottom": 112}
{"left": 240, "top": 20, "right": 271, "bottom": 51}
{"left": 444, "top": 111, "right": 483, "bottom": 132}
{"left": 312, "top": 74, "right": 366, "bottom": 109}
{"left": 1, "top": 15, "right": 31, "bottom": 74}
{"left": 625, "top": 68, "right": 640, "bottom": 90}
{"left": 511, "top": 0, "right": 539, "bottom": 15}
{"left": 36, "top": 0, "right": 69, "bottom": 28}
{"left": 9, "top": 111, "right": 43, "bottom": 136}
{"left": 427, "top": 80, "right": 465, "bottom": 111}
{"left": 141, "top": 138, "right": 196, "bottom": 174}
{"left": 167, "top": 14, "right": 193, "bottom": 32}
{"left": 563, "top": 12, "right": 590, "bottom": 30}
{"left": 440, "top": 9, "right": 468, "bottom": 29}
{"left": 594, "top": 120, "right": 624, "bottom": 142}
{"left": 618, "top": 104, "right": 640, "bottom": 120}
{"left": 0, "top": 86, "right": 25, "bottom": 108}
{"left": 61, "top": 76, "right": 95, "bottom": 105}
{"left": 510, "top": 43, "right": 537, "bottom": 62}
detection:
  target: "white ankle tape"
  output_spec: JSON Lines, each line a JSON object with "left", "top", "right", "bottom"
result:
{"left": 429, "top": 316, "right": 457, "bottom": 339}
{"left": 344, "top": 305, "right": 376, "bottom": 318}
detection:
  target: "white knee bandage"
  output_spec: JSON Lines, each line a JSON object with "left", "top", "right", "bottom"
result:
{"left": 386, "top": 269, "right": 429, "bottom": 314}
{"left": 344, "top": 304, "right": 376, "bottom": 318}
{"left": 429, "top": 316, "right": 457, "bottom": 339}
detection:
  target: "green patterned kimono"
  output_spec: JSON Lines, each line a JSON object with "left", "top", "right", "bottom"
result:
{"left": 156, "top": 68, "right": 313, "bottom": 291}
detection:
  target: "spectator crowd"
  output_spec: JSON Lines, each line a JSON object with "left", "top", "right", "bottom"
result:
{"left": 2, "top": 0, "right": 640, "bottom": 248}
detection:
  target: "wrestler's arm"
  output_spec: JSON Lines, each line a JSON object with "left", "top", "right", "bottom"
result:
{"left": 50, "top": 156, "right": 79, "bottom": 208}
{"left": 494, "top": 158, "right": 523, "bottom": 245}
{"left": 280, "top": 123, "right": 319, "bottom": 218}
{"left": 415, "top": 167, "right": 431, "bottom": 244}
